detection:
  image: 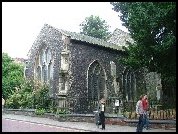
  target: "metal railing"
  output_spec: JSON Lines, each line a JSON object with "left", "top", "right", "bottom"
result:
{"left": 55, "top": 97, "right": 176, "bottom": 120}
{"left": 121, "top": 100, "right": 176, "bottom": 120}
{"left": 56, "top": 97, "right": 124, "bottom": 114}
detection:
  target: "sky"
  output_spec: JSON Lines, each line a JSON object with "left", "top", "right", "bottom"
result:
{"left": 2, "top": 2, "right": 128, "bottom": 59}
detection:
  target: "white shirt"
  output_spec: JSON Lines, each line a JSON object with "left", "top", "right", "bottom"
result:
{"left": 136, "top": 100, "right": 144, "bottom": 115}
{"left": 101, "top": 104, "right": 105, "bottom": 112}
{"left": 2, "top": 98, "right": 5, "bottom": 106}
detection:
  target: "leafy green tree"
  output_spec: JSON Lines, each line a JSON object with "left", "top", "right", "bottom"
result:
{"left": 80, "top": 15, "right": 111, "bottom": 41}
{"left": 111, "top": 2, "right": 176, "bottom": 105}
{"left": 2, "top": 53, "right": 24, "bottom": 99}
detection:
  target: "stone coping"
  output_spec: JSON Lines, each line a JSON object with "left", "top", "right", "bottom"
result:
{"left": 4, "top": 109, "right": 125, "bottom": 118}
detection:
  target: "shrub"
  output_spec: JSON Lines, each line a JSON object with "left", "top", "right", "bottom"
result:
{"left": 34, "top": 83, "right": 51, "bottom": 110}
{"left": 35, "top": 108, "right": 46, "bottom": 115}
{"left": 5, "top": 79, "right": 51, "bottom": 110}
{"left": 5, "top": 91, "right": 22, "bottom": 109}
{"left": 56, "top": 108, "right": 70, "bottom": 115}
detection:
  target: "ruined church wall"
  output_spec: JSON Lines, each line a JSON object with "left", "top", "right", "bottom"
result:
{"left": 26, "top": 25, "right": 64, "bottom": 98}
{"left": 68, "top": 40, "right": 126, "bottom": 99}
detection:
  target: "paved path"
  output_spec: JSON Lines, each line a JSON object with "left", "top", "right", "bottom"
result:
{"left": 2, "top": 113, "right": 176, "bottom": 132}
{"left": 2, "top": 118, "right": 87, "bottom": 132}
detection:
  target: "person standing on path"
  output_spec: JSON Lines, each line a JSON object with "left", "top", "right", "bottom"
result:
{"left": 142, "top": 94, "right": 149, "bottom": 129}
{"left": 136, "top": 95, "right": 144, "bottom": 132}
{"left": 99, "top": 98, "right": 106, "bottom": 130}
{"left": 2, "top": 97, "right": 5, "bottom": 112}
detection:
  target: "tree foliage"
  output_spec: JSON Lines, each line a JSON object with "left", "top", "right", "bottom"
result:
{"left": 2, "top": 53, "right": 24, "bottom": 99}
{"left": 80, "top": 15, "right": 111, "bottom": 41}
{"left": 111, "top": 2, "right": 176, "bottom": 90}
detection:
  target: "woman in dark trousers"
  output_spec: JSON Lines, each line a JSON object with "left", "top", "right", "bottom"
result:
{"left": 99, "top": 98, "right": 106, "bottom": 130}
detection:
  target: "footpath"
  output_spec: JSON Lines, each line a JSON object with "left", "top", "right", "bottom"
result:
{"left": 2, "top": 113, "right": 176, "bottom": 132}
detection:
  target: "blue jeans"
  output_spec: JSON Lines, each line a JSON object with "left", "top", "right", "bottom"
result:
{"left": 136, "top": 114, "right": 144, "bottom": 132}
{"left": 143, "top": 112, "right": 149, "bottom": 129}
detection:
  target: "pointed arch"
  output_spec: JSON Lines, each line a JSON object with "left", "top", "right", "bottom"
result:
{"left": 45, "top": 47, "right": 52, "bottom": 64}
{"left": 122, "top": 67, "right": 136, "bottom": 101}
{"left": 87, "top": 60, "right": 107, "bottom": 101}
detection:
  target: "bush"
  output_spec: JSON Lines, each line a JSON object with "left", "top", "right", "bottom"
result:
{"left": 20, "top": 92, "right": 34, "bottom": 109}
{"left": 5, "top": 79, "right": 51, "bottom": 110}
{"left": 35, "top": 108, "right": 46, "bottom": 115}
{"left": 5, "top": 90, "right": 34, "bottom": 109}
{"left": 5, "top": 91, "right": 22, "bottom": 109}
{"left": 5, "top": 80, "right": 35, "bottom": 109}
{"left": 123, "top": 111, "right": 130, "bottom": 118}
{"left": 47, "top": 100, "right": 57, "bottom": 113}
{"left": 56, "top": 108, "right": 69, "bottom": 115}
{"left": 34, "top": 83, "right": 51, "bottom": 109}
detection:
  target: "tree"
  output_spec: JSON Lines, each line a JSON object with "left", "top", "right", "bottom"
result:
{"left": 111, "top": 2, "right": 176, "bottom": 105}
{"left": 80, "top": 15, "right": 111, "bottom": 41}
{"left": 2, "top": 53, "right": 24, "bottom": 99}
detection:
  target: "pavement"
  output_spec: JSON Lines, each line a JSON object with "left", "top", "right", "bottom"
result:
{"left": 125, "top": 119, "right": 176, "bottom": 124}
{"left": 2, "top": 113, "right": 176, "bottom": 132}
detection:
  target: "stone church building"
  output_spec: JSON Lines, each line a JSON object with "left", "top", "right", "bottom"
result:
{"left": 25, "top": 24, "right": 161, "bottom": 113}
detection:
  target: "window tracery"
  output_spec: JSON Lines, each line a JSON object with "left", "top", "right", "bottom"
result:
{"left": 34, "top": 47, "right": 53, "bottom": 83}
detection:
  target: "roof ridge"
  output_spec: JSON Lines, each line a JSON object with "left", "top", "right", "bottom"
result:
{"left": 43, "top": 24, "right": 124, "bottom": 51}
{"left": 113, "top": 28, "right": 129, "bottom": 34}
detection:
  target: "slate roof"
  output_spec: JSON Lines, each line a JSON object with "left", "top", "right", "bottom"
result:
{"left": 45, "top": 24, "right": 124, "bottom": 51}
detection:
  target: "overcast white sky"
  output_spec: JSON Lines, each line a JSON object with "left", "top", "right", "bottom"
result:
{"left": 2, "top": 2, "right": 128, "bottom": 59}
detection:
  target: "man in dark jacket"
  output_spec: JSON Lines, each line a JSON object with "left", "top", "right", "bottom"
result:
{"left": 99, "top": 98, "right": 106, "bottom": 130}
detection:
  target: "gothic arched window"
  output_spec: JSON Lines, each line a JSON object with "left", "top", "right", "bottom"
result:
{"left": 110, "top": 61, "right": 116, "bottom": 77}
{"left": 35, "top": 47, "right": 53, "bottom": 84}
{"left": 88, "top": 61, "right": 106, "bottom": 101}
{"left": 48, "top": 62, "right": 53, "bottom": 81}
{"left": 39, "top": 50, "right": 45, "bottom": 65}
{"left": 37, "top": 66, "right": 41, "bottom": 81}
{"left": 42, "top": 65, "right": 47, "bottom": 83}
{"left": 45, "top": 48, "right": 52, "bottom": 64}
{"left": 122, "top": 68, "right": 136, "bottom": 101}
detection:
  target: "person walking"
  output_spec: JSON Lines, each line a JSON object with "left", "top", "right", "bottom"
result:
{"left": 142, "top": 94, "right": 149, "bottom": 129}
{"left": 99, "top": 98, "right": 106, "bottom": 130}
{"left": 136, "top": 95, "right": 144, "bottom": 132}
